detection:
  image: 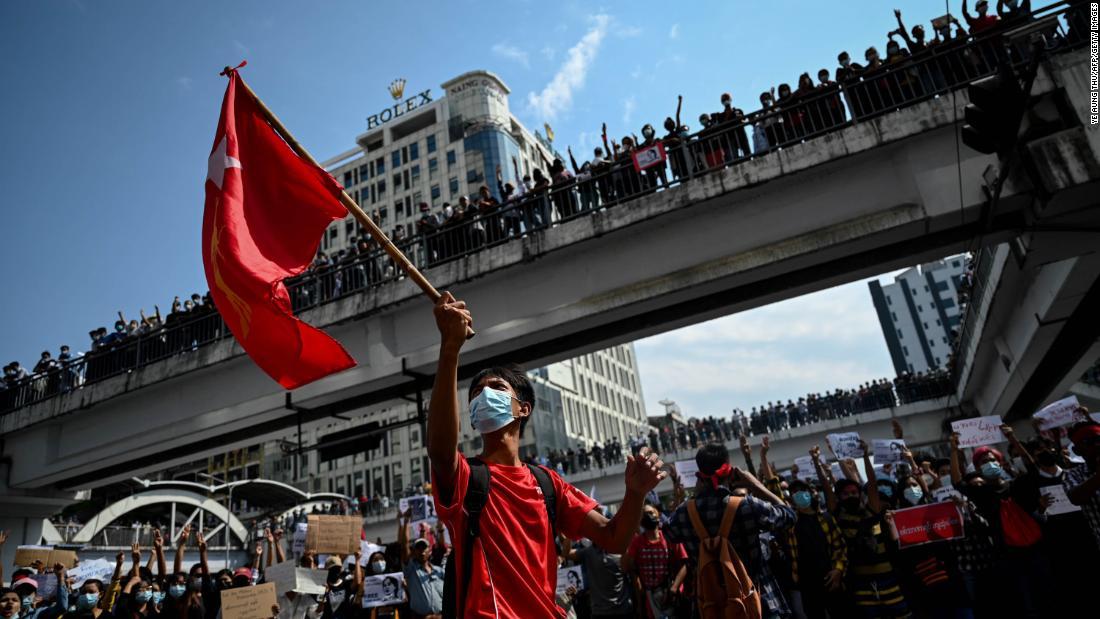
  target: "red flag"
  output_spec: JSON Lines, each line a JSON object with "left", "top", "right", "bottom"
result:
{"left": 202, "top": 71, "right": 355, "bottom": 389}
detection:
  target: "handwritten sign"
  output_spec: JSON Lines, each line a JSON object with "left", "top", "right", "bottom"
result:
{"left": 793, "top": 456, "right": 816, "bottom": 482}
{"left": 890, "top": 502, "right": 965, "bottom": 548}
{"left": 674, "top": 459, "right": 699, "bottom": 482}
{"left": 361, "top": 573, "right": 406, "bottom": 608}
{"left": 69, "top": 558, "right": 115, "bottom": 588}
{"left": 827, "top": 432, "right": 864, "bottom": 459}
{"left": 13, "top": 546, "right": 78, "bottom": 568}
{"left": 1034, "top": 396, "right": 1081, "bottom": 430}
{"left": 1041, "top": 485, "right": 1081, "bottom": 516}
{"left": 631, "top": 142, "right": 667, "bottom": 172}
{"left": 220, "top": 582, "right": 277, "bottom": 619}
{"left": 951, "top": 415, "right": 1004, "bottom": 448}
{"left": 872, "top": 439, "right": 907, "bottom": 465}
{"left": 306, "top": 515, "right": 360, "bottom": 555}
{"left": 556, "top": 566, "right": 586, "bottom": 596}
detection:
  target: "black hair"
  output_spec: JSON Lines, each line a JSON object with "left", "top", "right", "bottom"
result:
{"left": 932, "top": 458, "right": 951, "bottom": 472}
{"left": 695, "top": 443, "right": 730, "bottom": 476}
{"left": 81, "top": 579, "right": 104, "bottom": 594}
{"left": 834, "top": 478, "right": 859, "bottom": 495}
{"left": 788, "top": 479, "right": 811, "bottom": 493}
{"left": 468, "top": 365, "right": 535, "bottom": 436}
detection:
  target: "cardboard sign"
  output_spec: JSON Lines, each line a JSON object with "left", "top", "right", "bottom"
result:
{"left": 1041, "top": 485, "right": 1081, "bottom": 516}
{"left": 361, "top": 573, "right": 406, "bottom": 608}
{"left": 631, "top": 141, "right": 667, "bottom": 172}
{"left": 556, "top": 566, "right": 586, "bottom": 596}
{"left": 68, "top": 558, "right": 115, "bottom": 588}
{"left": 827, "top": 432, "right": 864, "bottom": 459}
{"left": 1034, "top": 396, "right": 1081, "bottom": 430}
{"left": 305, "top": 515, "right": 360, "bottom": 554}
{"left": 13, "top": 546, "right": 78, "bottom": 568}
{"left": 872, "top": 439, "right": 907, "bottom": 465}
{"left": 264, "top": 561, "right": 328, "bottom": 597}
{"left": 889, "top": 502, "right": 965, "bottom": 548}
{"left": 220, "top": 582, "right": 277, "bottom": 619}
{"left": 951, "top": 416, "right": 1004, "bottom": 448}
{"left": 674, "top": 459, "right": 699, "bottom": 482}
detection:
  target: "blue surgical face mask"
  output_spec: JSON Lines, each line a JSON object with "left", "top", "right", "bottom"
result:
{"left": 469, "top": 386, "right": 522, "bottom": 434}
{"left": 792, "top": 491, "right": 813, "bottom": 509}
{"left": 135, "top": 591, "right": 152, "bottom": 604}
{"left": 877, "top": 485, "right": 894, "bottom": 498}
{"left": 76, "top": 593, "right": 100, "bottom": 611}
{"left": 153, "top": 592, "right": 166, "bottom": 604}
{"left": 22, "top": 595, "right": 34, "bottom": 610}
{"left": 903, "top": 486, "right": 924, "bottom": 505}
{"left": 371, "top": 560, "right": 387, "bottom": 574}
{"left": 980, "top": 461, "right": 1002, "bottom": 478}
{"left": 168, "top": 584, "right": 186, "bottom": 598}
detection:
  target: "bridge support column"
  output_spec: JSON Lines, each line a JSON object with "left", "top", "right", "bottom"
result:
{"left": 0, "top": 462, "right": 77, "bottom": 569}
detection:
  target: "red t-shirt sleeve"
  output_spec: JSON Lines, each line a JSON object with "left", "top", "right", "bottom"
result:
{"left": 671, "top": 541, "right": 688, "bottom": 561}
{"left": 432, "top": 453, "right": 468, "bottom": 516}
{"left": 626, "top": 534, "right": 642, "bottom": 562}
{"left": 551, "top": 471, "right": 599, "bottom": 540}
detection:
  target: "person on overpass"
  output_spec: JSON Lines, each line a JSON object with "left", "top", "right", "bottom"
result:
{"left": 427, "top": 292, "right": 665, "bottom": 618}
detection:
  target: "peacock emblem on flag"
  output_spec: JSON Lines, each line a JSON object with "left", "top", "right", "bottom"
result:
{"left": 209, "top": 197, "right": 254, "bottom": 339}
{"left": 389, "top": 78, "right": 407, "bottom": 101}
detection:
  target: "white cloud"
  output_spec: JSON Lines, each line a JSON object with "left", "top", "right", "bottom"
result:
{"left": 615, "top": 24, "right": 643, "bottom": 38}
{"left": 630, "top": 65, "right": 643, "bottom": 79}
{"left": 541, "top": 46, "right": 556, "bottom": 62}
{"left": 526, "top": 14, "right": 609, "bottom": 121}
{"left": 492, "top": 42, "right": 530, "bottom": 68}
{"left": 176, "top": 76, "right": 193, "bottom": 91}
{"left": 669, "top": 23, "right": 680, "bottom": 39}
{"left": 622, "top": 96, "right": 636, "bottom": 124}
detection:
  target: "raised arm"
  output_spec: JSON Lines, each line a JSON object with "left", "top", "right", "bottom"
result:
{"left": 738, "top": 434, "right": 757, "bottom": 478}
{"left": 398, "top": 509, "right": 411, "bottom": 566}
{"left": 130, "top": 543, "right": 142, "bottom": 578}
{"left": 557, "top": 533, "right": 579, "bottom": 562}
{"left": 902, "top": 446, "right": 929, "bottom": 496}
{"left": 251, "top": 541, "right": 263, "bottom": 573}
{"left": 153, "top": 528, "right": 167, "bottom": 580}
{"left": 862, "top": 440, "right": 882, "bottom": 514}
{"left": 893, "top": 9, "right": 916, "bottom": 49}
{"left": 264, "top": 528, "right": 275, "bottom": 568}
{"left": 962, "top": 0, "right": 974, "bottom": 23}
{"left": 811, "top": 445, "right": 837, "bottom": 513}
{"left": 578, "top": 446, "right": 665, "bottom": 553}
{"left": 273, "top": 528, "right": 286, "bottom": 565}
{"left": 949, "top": 432, "right": 964, "bottom": 485}
{"left": 1001, "top": 424, "right": 1035, "bottom": 473}
{"left": 174, "top": 524, "right": 189, "bottom": 576}
{"left": 567, "top": 147, "right": 579, "bottom": 174}
{"left": 601, "top": 123, "right": 611, "bottom": 157}
{"left": 758, "top": 435, "right": 773, "bottom": 481}
{"left": 675, "top": 95, "right": 683, "bottom": 128}
{"left": 196, "top": 531, "right": 209, "bottom": 577}
{"left": 427, "top": 292, "right": 473, "bottom": 500}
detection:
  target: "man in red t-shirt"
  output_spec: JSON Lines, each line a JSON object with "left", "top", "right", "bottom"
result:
{"left": 623, "top": 504, "right": 688, "bottom": 619}
{"left": 963, "top": 0, "right": 1000, "bottom": 33}
{"left": 428, "top": 293, "right": 667, "bottom": 618}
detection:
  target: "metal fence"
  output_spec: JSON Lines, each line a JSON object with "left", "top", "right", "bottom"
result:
{"left": 1, "top": 2, "right": 1087, "bottom": 416}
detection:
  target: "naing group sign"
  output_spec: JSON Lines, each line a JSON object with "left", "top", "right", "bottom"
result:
{"left": 446, "top": 77, "right": 507, "bottom": 106}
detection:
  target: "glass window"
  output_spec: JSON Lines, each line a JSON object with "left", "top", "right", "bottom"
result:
{"left": 411, "top": 164, "right": 421, "bottom": 183}
{"left": 392, "top": 151, "right": 401, "bottom": 169}
{"left": 359, "top": 163, "right": 369, "bottom": 180}
{"left": 343, "top": 171, "right": 353, "bottom": 187}
{"left": 446, "top": 150, "right": 456, "bottom": 167}
{"left": 401, "top": 146, "right": 408, "bottom": 165}
{"left": 449, "top": 177, "right": 459, "bottom": 195}
{"left": 376, "top": 157, "right": 385, "bottom": 174}
{"left": 426, "top": 135, "right": 437, "bottom": 153}
{"left": 379, "top": 206, "right": 388, "bottom": 223}
{"left": 395, "top": 200, "right": 403, "bottom": 217}
{"left": 431, "top": 185, "right": 440, "bottom": 199}
{"left": 393, "top": 173, "right": 401, "bottom": 189}
{"left": 412, "top": 191, "right": 422, "bottom": 207}
{"left": 886, "top": 295, "right": 892, "bottom": 305}
{"left": 897, "top": 329, "right": 903, "bottom": 338}
{"left": 428, "top": 158, "right": 438, "bottom": 178}
{"left": 410, "top": 143, "right": 419, "bottom": 161}
{"left": 377, "top": 179, "right": 386, "bottom": 196}
{"left": 903, "top": 346, "right": 909, "bottom": 356}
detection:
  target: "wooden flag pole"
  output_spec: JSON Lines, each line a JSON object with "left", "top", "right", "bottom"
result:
{"left": 227, "top": 68, "right": 474, "bottom": 337}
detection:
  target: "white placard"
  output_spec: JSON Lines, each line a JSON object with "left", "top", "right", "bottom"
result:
{"left": 873, "top": 439, "right": 908, "bottom": 465}
{"left": 360, "top": 572, "right": 406, "bottom": 608}
{"left": 68, "top": 559, "right": 114, "bottom": 588}
{"left": 932, "top": 486, "right": 962, "bottom": 503}
{"left": 292, "top": 523, "right": 307, "bottom": 555}
{"left": 951, "top": 416, "right": 1004, "bottom": 448}
{"left": 1041, "top": 485, "right": 1081, "bottom": 516}
{"left": 358, "top": 541, "right": 386, "bottom": 565}
{"left": 674, "top": 459, "right": 699, "bottom": 482}
{"left": 556, "top": 566, "right": 586, "bottom": 596}
{"left": 827, "top": 432, "right": 864, "bottom": 459}
{"left": 793, "top": 456, "right": 815, "bottom": 482}
{"left": 1034, "top": 396, "right": 1081, "bottom": 430}
{"left": 406, "top": 495, "right": 437, "bottom": 530}
{"left": 264, "top": 560, "right": 328, "bottom": 597}
{"left": 829, "top": 462, "right": 843, "bottom": 481}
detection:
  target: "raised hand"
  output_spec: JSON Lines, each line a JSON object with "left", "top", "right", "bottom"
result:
{"left": 273, "top": 528, "right": 283, "bottom": 542}
{"left": 950, "top": 432, "right": 960, "bottom": 449}
{"left": 1000, "top": 424, "right": 1015, "bottom": 440}
{"left": 115, "top": 551, "right": 125, "bottom": 566}
{"left": 177, "top": 524, "right": 191, "bottom": 547}
{"left": 131, "top": 543, "right": 141, "bottom": 564}
{"left": 152, "top": 528, "right": 164, "bottom": 552}
{"left": 892, "top": 418, "right": 904, "bottom": 439}
{"left": 433, "top": 292, "right": 472, "bottom": 350}
{"left": 625, "top": 447, "right": 667, "bottom": 494}
{"left": 264, "top": 528, "right": 274, "bottom": 544}
{"left": 196, "top": 531, "right": 207, "bottom": 552}
{"left": 0, "top": 530, "right": 7, "bottom": 545}
{"left": 809, "top": 445, "right": 821, "bottom": 462}
{"left": 761, "top": 435, "right": 770, "bottom": 454}
{"left": 254, "top": 541, "right": 263, "bottom": 557}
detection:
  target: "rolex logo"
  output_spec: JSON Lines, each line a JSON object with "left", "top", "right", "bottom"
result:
{"left": 389, "top": 78, "right": 407, "bottom": 101}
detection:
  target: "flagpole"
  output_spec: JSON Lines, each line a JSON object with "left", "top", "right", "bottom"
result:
{"left": 227, "top": 68, "right": 474, "bottom": 337}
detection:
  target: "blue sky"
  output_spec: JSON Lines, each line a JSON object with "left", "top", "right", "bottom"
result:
{"left": 1, "top": 0, "right": 953, "bottom": 414}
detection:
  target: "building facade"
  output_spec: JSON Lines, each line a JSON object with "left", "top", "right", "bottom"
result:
{"left": 868, "top": 255, "right": 968, "bottom": 374}
{"left": 318, "top": 70, "right": 556, "bottom": 255}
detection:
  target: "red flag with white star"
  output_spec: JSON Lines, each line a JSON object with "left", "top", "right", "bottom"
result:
{"left": 202, "top": 70, "right": 355, "bottom": 389}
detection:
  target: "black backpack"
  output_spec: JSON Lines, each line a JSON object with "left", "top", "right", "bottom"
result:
{"left": 441, "top": 457, "right": 558, "bottom": 618}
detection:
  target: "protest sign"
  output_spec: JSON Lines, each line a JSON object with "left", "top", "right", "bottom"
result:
{"left": 889, "top": 502, "right": 965, "bottom": 547}
{"left": 13, "top": 546, "right": 78, "bottom": 568}
{"left": 359, "top": 541, "right": 386, "bottom": 565}
{"left": 1040, "top": 485, "right": 1081, "bottom": 516}
{"left": 1034, "top": 396, "right": 1081, "bottom": 430}
{"left": 264, "top": 560, "right": 328, "bottom": 596}
{"left": 557, "top": 566, "right": 586, "bottom": 596}
{"left": 31, "top": 573, "right": 58, "bottom": 601}
{"left": 950, "top": 416, "right": 1004, "bottom": 448}
{"left": 306, "top": 515, "right": 360, "bottom": 554}
{"left": 829, "top": 462, "right": 843, "bottom": 481}
{"left": 673, "top": 459, "right": 699, "bottom": 482}
{"left": 405, "top": 495, "right": 437, "bottom": 530}
{"left": 793, "top": 456, "right": 816, "bottom": 482}
{"left": 68, "top": 558, "right": 115, "bottom": 588}
{"left": 631, "top": 142, "right": 666, "bottom": 172}
{"left": 827, "top": 432, "right": 864, "bottom": 459}
{"left": 292, "top": 522, "right": 307, "bottom": 555}
{"left": 872, "top": 439, "right": 907, "bottom": 465}
{"left": 221, "top": 582, "right": 276, "bottom": 619}
{"left": 932, "top": 486, "right": 962, "bottom": 503}
{"left": 361, "top": 573, "right": 406, "bottom": 608}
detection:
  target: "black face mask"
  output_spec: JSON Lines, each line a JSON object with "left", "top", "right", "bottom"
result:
{"left": 841, "top": 496, "right": 861, "bottom": 511}
{"left": 641, "top": 514, "right": 659, "bottom": 530}
{"left": 1036, "top": 451, "right": 1058, "bottom": 467}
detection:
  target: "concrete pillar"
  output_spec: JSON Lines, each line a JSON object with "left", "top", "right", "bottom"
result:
{"left": 0, "top": 462, "right": 78, "bottom": 571}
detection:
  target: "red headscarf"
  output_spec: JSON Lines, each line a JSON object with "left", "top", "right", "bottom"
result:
{"left": 972, "top": 446, "right": 1003, "bottom": 468}
{"left": 696, "top": 463, "right": 733, "bottom": 490}
{"left": 1069, "top": 423, "right": 1100, "bottom": 446}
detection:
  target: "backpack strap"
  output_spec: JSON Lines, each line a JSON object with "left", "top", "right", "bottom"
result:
{"left": 527, "top": 464, "right": 559, "bottom": 539}
{"left": 717, "top": 496, "right": 742, "bottom": 538}
{"left": 442, "top": 457, "right": 490, "bottom": 619}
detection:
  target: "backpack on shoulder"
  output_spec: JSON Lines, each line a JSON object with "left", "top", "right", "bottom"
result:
{"left": 686, "top": 496, "right": 762, "bottom": 619}
{"left": 441, "top": 457, "right": 557, "bottom": 619}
